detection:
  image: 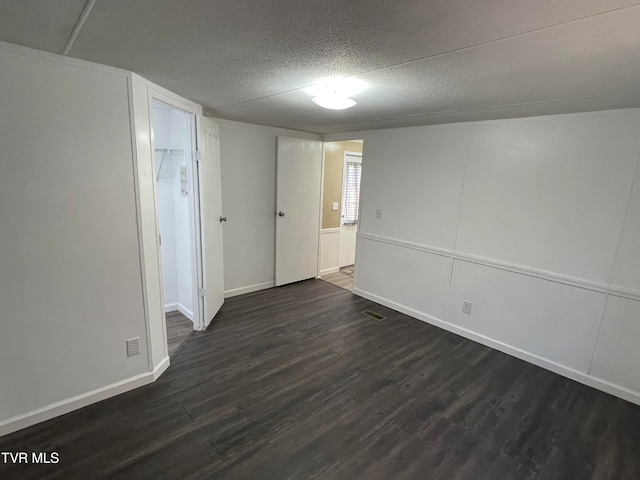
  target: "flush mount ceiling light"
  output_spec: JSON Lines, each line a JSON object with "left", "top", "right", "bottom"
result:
{"left": 312, "top": 95, "right": 357, "bottom": 110}
{"left": 308, "top": 78, "right": 366, "bottom": 110}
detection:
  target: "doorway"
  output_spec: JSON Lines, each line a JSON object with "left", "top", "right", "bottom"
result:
{"left": 151, "top": 100, "right": 198, "bottom": 356}
{"left": 318, "top": 140, "right": 364, "bottom": 292}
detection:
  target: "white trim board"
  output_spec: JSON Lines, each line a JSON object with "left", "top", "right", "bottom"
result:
{"left": 353, "top": 287, "right": 640, "bottom": 407}
{"left": 164, "top": 303, "right": 179, "bottom": 312}
{"left": 224, "top": 281, "right": 275, "bottom": 298}
{"left": 357, "top": 232, "right": 640, "bottom": 302}
{"left": 177, "top": 304, "right": 194, "bottom": 322}
{"left": 0, "top": 356, "right": 170, "bottom": 438}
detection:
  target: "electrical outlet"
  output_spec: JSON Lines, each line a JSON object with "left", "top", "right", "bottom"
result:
{"left": 332, "top": 202, "right": 339, "bottom": 211}
{"left": 462, "top": 301, "right": 472, "bottom": 315}
{"left": 376, "top": 209, "right": 382, "bottom": 219}
{"left": 126, "top": 337, "right": 140, "bottom": 357}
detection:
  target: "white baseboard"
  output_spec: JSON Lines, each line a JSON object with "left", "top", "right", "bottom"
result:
{"left": 225, "top": 281, "right": 275, "bottom": 298}
{"left": 177, "top": 304, "right": 193, "bottom": 321}
{"left": 0, "top": 357, "right": 171, "bottom": 437}
{"left": 320, "top": 267, "right": 340, "bottom": 276}
{"left": 152, "top": 356, "right": 171, "bottom": 380}
{"left": 353, "top": 287, "right": 640, "bottom": 407}
{"left": 164, "top": 303, "right": 179, "bottom": 312}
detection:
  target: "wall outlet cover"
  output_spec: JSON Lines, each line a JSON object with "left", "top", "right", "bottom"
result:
{"left": 126, "top": 338, "right": 140, "bottom": 357}
{"left": 332, "top": 202, "right": 339, "bottom": 211}
{"left": 462, "top": 301, "right": 472, "bottom": 315}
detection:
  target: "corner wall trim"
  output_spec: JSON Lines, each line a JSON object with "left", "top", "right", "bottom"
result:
{"left": 224, "top": 281, "right": 275, "bottom": 298}
{"left": 177, "top": 304, "right": 194, "bottom": 321}
{"left": 353, "top": 287, "right": 640, "bottom": 407}
{"left": 152, "top": 356, "right": 170, "bottom": 381}
{"left": 164, "top": 303, "right": 179, "bottom": 312}
{"left": 0, "top": 366, "right": 168, "bottom": 437}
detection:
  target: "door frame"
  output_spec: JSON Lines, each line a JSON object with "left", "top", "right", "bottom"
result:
{"left": 130, "top": 74, "right": 208, "bottom": 374}
{"left": 316, "top": 142, "right": 364, "bottom": 278}
{"left": 148, "top": 95, "right": 206, "bottom": 333}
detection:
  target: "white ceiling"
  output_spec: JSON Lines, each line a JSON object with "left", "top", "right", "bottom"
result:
{"left": 2, "top": 0, "right": 640, "bottom": 133}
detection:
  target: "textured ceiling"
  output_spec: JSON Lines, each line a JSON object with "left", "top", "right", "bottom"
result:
{"left": 2, "top": 0, "right": 640, "bottom": 133}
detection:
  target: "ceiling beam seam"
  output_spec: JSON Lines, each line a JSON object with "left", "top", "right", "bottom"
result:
{"left": 62, "top": 0, "right": 97, "bottom": 56}
{"left": 212, "top": 2, "right": 640, "bottom": 111}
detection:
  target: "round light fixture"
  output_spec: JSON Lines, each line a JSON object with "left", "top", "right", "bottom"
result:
{"left": 308, "top": 78, "right": 365, "bottom": 110}
{"left": 312, "top": 95, "right": 357, "bottom": 110}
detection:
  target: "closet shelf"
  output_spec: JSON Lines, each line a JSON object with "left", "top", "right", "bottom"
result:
{"left": 155, "top": 148, "right": 184, "bottom": 180}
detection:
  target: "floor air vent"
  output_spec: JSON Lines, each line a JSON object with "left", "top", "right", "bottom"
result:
{"left": 362, "top": 310, "right": 385, "bottom": 321}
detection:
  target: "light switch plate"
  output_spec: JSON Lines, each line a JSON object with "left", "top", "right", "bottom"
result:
{"left": 332, "top": 202, "right": 339, "bottom": 211}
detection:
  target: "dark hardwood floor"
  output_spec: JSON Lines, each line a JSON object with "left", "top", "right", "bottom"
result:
{"left": 2, "top": 279, "right": 640, "bottom": 479}
{"left": 320, "top": 266, "right": 354, "bottom": 292}
{"left": 166, "top": 310, "right": 194, "bottom": 358}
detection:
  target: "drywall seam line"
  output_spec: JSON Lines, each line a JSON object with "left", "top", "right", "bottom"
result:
{"left": 443, "top": 127, "right": 472, "bottom": 324}
{"left": 453, "top": 127, "right": 472, "bottom": 253}
{"left": 587, "top": 293, "right": 610, "bottom": 376}
{"left": 212, "top": 3, "right": 640, "bottom": 111}
{"left": 62, "top": 0, "right": 97, "bottom": 56}
{"left": 126, "top": 76, "right": 154, "bottom": 373}
{"left": 605, "top": 118, "right": 640, "bottom": 288}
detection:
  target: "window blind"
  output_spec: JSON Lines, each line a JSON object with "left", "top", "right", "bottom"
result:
{"left": 343, "top": 162, "right": 362, "bottom": 225}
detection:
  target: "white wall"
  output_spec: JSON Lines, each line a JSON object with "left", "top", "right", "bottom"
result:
{"left": 337, "top": 110, "right": 640, "bottom": 404}
{"left": 173, "top": 153, "right": 193, "bottom": 317}
{"left": 216, "top": 119, "right": 320, "bottom": 297}
{"left": 0, "top": 45, "right": 151, "bottom": 432}
{"left": 156, "top": 178, "right": 177, "bottom": 305}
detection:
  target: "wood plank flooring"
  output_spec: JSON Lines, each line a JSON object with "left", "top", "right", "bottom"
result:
{"left": 166, "top": 310, "right": 194, "bottom": 358}
{"left": 320, "top": 266, "right": 354, "bottom": 291}
{"left": 2, "top": 279, "right": 640, "bottom": 479}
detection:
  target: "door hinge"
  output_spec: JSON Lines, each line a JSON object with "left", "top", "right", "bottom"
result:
{"left": 193, "top": 150, "right": 202, "bottom": 163}
{"left": 159, "top": 234, "right": 162, "bottom": 245}
{"left": 198, "top": 288, "right": 206, "bottom": 297}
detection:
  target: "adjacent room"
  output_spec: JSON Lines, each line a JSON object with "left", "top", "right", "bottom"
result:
{"left": 151, "top": 101, "right": 197, "bottom": 357}
{"left": 1, "top": 1, "right": 640, "bottom": 479}
{"left": 319, "top": 139, "right": 364, "bottom": 292}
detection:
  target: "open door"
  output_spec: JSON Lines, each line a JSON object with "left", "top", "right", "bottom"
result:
{"left": 275, "top": 136, "right": 323, "bottom": 286}
{"left": 196, "top": 116, "right": 224, "bottom": 328}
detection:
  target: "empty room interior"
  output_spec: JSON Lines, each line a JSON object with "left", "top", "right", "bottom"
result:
{"left": 1, "top": 1, "right": 640, "bottom": 479}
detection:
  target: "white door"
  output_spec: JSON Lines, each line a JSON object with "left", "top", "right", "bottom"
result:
{"left": 197, "top": 116, "right": 224, "bottom": 328}
{"left": 339, "top": 152, "right": 362, "bottom": 267}
{"left": 275, "top": 136, "right": 323, "bottom": 286}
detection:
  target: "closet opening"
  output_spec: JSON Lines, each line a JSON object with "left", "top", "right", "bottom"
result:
{"left": 151, "top": 100, "right": 199, "bottom": 357}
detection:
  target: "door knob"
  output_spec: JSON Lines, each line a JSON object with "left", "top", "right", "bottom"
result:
{"left": 219, "top": 216, "right": 227, "bottom": 222}
{"left": 278, "top": 211, "right": 285, "bottom": 217}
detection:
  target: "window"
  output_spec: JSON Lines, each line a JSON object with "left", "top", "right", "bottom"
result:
{"left": 343, "top": 161, "right": 362, "bottom": 225}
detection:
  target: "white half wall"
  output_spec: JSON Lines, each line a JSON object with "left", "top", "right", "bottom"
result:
{"left": 215, "top": 119, "right": 321, "bottom": 296}
{"left": 320, "top": 228, "right": 341, "bottom": 275}
{"left": 346, "top": 110, "right": 640, "bottom": 404}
